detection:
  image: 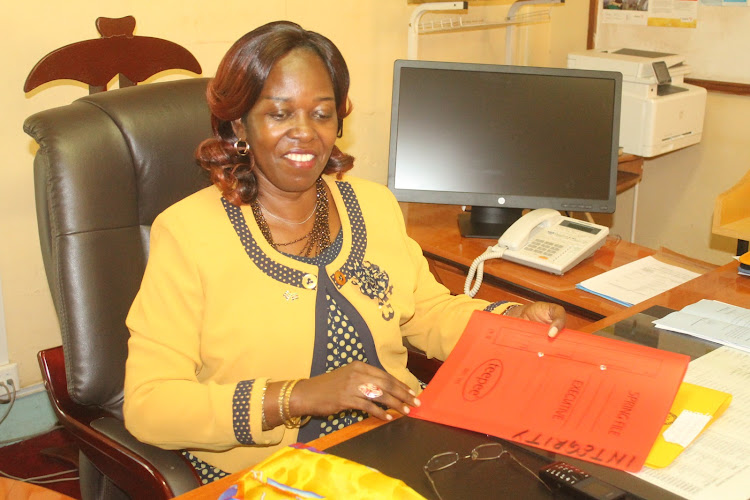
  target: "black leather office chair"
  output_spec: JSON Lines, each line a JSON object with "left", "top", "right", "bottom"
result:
{"left": 24, "top": 78, "right": 212, "bottom": 499}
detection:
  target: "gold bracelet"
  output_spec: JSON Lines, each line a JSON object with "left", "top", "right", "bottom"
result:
{"left": 502, "top": 304, "right": 522, "bottom": 316}
{"left": 282, "top": 379, "right": 311, "bottom": 429}
{"left": 260, "top": 381, "right": 269, "bottom": 431}
{"left": 277, "top": 380, "right": 291, "bottom": 426}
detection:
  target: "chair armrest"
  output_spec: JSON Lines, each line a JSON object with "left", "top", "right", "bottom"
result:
{"left": 90, "top": 417, "right": 200, "bottom": 496}
{"left": 38, "top": 346, "right": 200, "bottom": 498}
{"left": 405, "top": 343, "right": 443, "bottom": 384}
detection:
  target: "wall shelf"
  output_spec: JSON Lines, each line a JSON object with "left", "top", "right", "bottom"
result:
{"left": 408, "top": 0, "right": 563, "bottom": 62}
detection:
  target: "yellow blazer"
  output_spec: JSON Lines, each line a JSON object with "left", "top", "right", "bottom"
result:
{"left": 124, "top": 174, "right": 513, "bottom": 472}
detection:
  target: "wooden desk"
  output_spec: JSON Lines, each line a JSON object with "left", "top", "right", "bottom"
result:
{"left": 615, "top": 153, "right": 644, "bottom": 195}
{"left": 401, "top": 202, "right": 715, "bottom": 331}
{"left": 176, "top": 261, "right": 747, "bottom": 500}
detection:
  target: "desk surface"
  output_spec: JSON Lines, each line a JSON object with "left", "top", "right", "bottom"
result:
{"left": 323, "top": 260, "right": 747, "bottom": 500}
{"left": 177, "top": 260, "right": 747, "bottom": 500}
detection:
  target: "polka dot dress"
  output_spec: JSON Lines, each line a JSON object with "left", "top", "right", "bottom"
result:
{"left": 232, "top": 380, "right": 254, "bottom": 445}
{"left": 181, "top": 451, "right": 229, "bottom": 485}
{"left": 319, "top": 293, "right": 368, "bottom": 436}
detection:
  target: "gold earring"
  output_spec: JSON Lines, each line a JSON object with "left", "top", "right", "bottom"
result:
{"left": 234, "top": 139, "right": 250, "bottom": 156}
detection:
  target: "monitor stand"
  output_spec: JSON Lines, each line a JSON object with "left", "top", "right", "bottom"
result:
{"left": 457, "top": 206, "right": 523, "bottom": 239}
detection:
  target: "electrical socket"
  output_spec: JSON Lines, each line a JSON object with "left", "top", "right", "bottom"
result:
{"left": 0, "top": 363, "right": 20, "bottom": 398}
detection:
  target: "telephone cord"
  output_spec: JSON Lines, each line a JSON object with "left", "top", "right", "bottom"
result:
{"left": 464, "top": 246, "right": 506, "bottom": 297}
{"left": 0, "top": 381, "right": 16, "bottom": 427}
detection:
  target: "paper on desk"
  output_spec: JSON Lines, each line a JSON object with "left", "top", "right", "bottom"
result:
{"left": 410, "top": 311, "right": 690, "bottom": 472}
{"left": 633, "top": 347, "right": 750, "bottom": 500}
{"left": 576, "top": 256, "right": 701, "bottom": 307}
{"left": 653, "top": 299, "right": 750, "bottom": 353}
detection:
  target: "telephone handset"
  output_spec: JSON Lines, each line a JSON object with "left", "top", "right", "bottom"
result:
{"left": 464, "top": 209, "right": 609, "bottom": 297}
{"left": 497, "top": 208, "right": 562, "bottom": 251}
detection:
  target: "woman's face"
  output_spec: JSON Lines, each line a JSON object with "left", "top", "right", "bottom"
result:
{"left": 238, "top": 48, "right": 339, "bottom": 198}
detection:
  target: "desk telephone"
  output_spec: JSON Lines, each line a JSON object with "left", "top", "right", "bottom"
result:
{"left": 464, "top": 209, "right": 609, "bottom": 297}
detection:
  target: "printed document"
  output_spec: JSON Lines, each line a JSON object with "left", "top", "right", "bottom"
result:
{"left": 653, "top": 299, "right": 750, "bottom": 353}
{"left": 576, "top": 256, "right": 701, "bottom": 307}
{"left": 633, "top": 347, "right": 750, "bottom": 500}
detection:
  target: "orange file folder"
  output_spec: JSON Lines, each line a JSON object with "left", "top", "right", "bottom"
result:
{"left": 410, "top": 311, "right": 690, "bottom": 472}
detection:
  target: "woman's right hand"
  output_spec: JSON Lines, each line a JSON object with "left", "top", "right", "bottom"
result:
{"left": 282, "top": 361, "right": 420, "bottom": 423}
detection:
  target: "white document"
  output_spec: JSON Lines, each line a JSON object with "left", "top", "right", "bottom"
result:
{"left": 654, "top": 300, "right": 750, "bottom": 353}
{"left": 576, "top": 256, "right": 701, "bottom": 307}
{"left": 632, "top": 347, "right": 750, "bottom": 500}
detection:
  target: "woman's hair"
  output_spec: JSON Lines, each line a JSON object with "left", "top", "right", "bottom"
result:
{"left": 196, "top": 21, "right": 354, "bottom": 205}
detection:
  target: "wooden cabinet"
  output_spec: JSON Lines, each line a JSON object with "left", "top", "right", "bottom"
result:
{"left": 713, "top": 169, "right": 750, "bottom": 255}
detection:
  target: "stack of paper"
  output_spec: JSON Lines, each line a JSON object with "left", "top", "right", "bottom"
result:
{"left": 576, "top": 256, "right": 701, "bottom": 307}
{"left": 653, "top": 299, "right": 750, "bottom": 352}
{"left": 634, "top": 348, "right": 750, "bottom": 500}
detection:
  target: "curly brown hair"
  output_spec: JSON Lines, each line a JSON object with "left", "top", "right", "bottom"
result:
{"left": 195, "top": 21, "right": 354, "bottom": 205}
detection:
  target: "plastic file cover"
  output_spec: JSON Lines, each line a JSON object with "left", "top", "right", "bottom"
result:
{"left": 410, "top": 311, "right": 690, "bottom": 472}
{"left": 645, "top": 382, "right": 731, "bottom": 468}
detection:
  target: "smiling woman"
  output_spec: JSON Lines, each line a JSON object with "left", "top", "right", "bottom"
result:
{"left": 121, "top": 20, "right": 565, "bottom": 486}
{"left": 197, "top": 21, "right": 354, "bottom": 207}
{"left": 234, "top": 48, "right": 342, "bottom": 257}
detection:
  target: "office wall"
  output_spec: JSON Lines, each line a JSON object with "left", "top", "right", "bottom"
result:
{"left": 0, "top": 278, "right": 8, "bottom": 365}
{"left": 2, "top": 0, "right": 587, "bottom": 389}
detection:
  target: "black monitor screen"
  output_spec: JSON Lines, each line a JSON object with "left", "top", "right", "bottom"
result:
{"left": 387, "top": 60, "right": 622, "bottom": 238}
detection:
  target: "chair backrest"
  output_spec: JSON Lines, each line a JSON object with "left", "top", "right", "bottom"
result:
{"left": 24, "top": 16, "right": 202, "bottom": 94}
{"left": 24, "top": 78, "right": 212, "bottom": 417}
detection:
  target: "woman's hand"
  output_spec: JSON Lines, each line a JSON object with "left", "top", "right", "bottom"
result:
{"left": 505, "top": 301, "right": 566, "bottom": 338}
{"left": 289, "top": 361, "right": 420, "bottom": 422}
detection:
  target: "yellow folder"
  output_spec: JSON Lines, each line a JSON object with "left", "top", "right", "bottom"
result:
{"left": 645, "top": 382, "right": 732, "bottom": 468}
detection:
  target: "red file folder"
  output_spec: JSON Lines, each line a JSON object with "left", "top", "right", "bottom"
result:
{"left": 410, "top": 311, "right": 690, "bottom": 472}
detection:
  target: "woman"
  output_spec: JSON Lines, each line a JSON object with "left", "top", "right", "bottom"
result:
{"left": 123, "top": 20, "right": 566, "bottom": 482}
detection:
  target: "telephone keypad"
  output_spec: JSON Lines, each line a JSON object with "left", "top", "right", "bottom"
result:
{"left": 525, "top": 239, "right": 564, "bottom": 258}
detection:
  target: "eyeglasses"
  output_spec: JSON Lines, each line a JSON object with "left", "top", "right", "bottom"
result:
{"left": 423, "top": 443, "right": 551, "bottom": 500}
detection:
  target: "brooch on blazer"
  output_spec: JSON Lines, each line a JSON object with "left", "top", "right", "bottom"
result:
{"left": 335, "top": 260, "right": 394, "bottom": 321}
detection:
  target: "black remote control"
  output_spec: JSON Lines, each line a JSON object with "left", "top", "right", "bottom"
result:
{"left": 538, "top": 461, "right": 626, "bottom": 500}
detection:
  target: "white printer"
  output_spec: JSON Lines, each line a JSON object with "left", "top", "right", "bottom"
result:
{"left": 567, "top": 48, "right": 707, "bottom": 158}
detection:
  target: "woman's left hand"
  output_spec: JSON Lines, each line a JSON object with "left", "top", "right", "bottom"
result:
{"left": 504, "top": 301, "right": 566, "bottom": 338}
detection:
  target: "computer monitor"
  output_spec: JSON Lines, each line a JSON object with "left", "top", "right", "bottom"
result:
{"left": 386, "top": 59, "right": 622, "bottom": 238}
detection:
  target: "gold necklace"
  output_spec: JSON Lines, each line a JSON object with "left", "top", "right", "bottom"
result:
{"left": 251, "top": 178, "right": 331, "bottom": 257}
{"left": 256, "top": 198, "right": 316, "bottom": 225}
